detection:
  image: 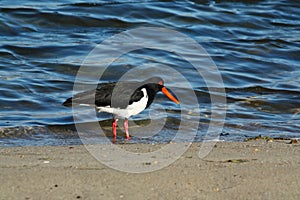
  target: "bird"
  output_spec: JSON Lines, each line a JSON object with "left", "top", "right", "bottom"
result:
{"left": 63, "top": 77, "right": 179, "bottom": 140}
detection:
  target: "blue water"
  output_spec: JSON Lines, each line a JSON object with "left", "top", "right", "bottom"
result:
{"left": 0, "top": 0, "right": 300, "bottom": 146}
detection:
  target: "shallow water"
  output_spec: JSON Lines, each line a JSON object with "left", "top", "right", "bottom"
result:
{"left": 0, "top": 0, "right": 299, "bottom": 146}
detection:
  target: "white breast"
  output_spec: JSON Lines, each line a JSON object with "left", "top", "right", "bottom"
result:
{"left": 97, "top": 88, "right": 149, "bottom": 118}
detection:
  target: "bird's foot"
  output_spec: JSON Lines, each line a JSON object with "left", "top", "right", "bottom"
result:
{"left": 126, "top": 135, "right": 131, "bottom": 140}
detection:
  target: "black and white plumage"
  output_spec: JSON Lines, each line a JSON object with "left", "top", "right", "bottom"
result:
{"left": 63, "top": 77, "right": 179, "bottom": 140}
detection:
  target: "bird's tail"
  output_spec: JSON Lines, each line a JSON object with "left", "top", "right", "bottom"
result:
{"left": 62, "top": 97, "right": 73, "bottom": 107}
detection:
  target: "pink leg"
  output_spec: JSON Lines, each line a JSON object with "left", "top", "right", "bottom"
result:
{"left": 112, "top": 117, "right": 117, "bottom": 139}
{"left": 124, "top": 118, "right": 130, "bottom": 140}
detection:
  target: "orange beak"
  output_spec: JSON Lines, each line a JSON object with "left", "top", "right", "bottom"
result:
{"left": 161, "top": 87, "right": 180, "bottom": 104}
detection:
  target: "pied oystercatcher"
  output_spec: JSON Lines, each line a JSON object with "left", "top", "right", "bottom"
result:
{"left": 63, "top": 77, "right": 179, "bottom": 140}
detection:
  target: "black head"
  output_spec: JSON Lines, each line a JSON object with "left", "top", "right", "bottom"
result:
{"left": 142, "top": 77, "right": 179, "bottom": 105}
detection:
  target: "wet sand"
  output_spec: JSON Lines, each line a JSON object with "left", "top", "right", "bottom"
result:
{"left": 0, "top": 140, "right": 299, "bottom": 199}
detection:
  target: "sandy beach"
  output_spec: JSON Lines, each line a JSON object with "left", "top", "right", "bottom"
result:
{"left": 0, "top": 140, "right": 299, "bottom": 200}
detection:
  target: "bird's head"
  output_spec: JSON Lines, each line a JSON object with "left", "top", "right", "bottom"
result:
{"left": 145, "top": 77, "right": 180, "bottom": 104}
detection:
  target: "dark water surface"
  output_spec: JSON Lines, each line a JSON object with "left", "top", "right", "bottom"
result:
{"left": 1, "top": 0, "right": 299, "bottom": 146}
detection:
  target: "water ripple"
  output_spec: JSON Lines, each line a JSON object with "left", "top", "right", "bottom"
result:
{"left": 0, "top": 0, "right": 299, "bottom": 145}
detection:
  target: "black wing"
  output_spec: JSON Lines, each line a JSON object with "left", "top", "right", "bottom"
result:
{"left": 63, "top": 81, "right": 145, "bottom": 109}
{"left": 107, "top": 82, "right": 145, "bottom": 109}
{"left": 62, "top": 82, "right": 115, "bottom": 107}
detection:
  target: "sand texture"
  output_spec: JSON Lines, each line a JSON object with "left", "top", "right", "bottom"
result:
{"left": 0, "top": 140, "right": 299, "bottom": 200}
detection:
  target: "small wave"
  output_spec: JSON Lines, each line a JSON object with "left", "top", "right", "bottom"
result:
{"left": 0, "top": 126, "right": 50, "bottom": 138}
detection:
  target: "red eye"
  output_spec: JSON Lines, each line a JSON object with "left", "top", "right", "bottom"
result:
{"left": 158, "top": 81, "right": 163, "bottom": 85}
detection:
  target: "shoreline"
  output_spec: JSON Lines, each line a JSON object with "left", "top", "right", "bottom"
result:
{"left": 0, "top": 140, "right": 299, "bottom": 199}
